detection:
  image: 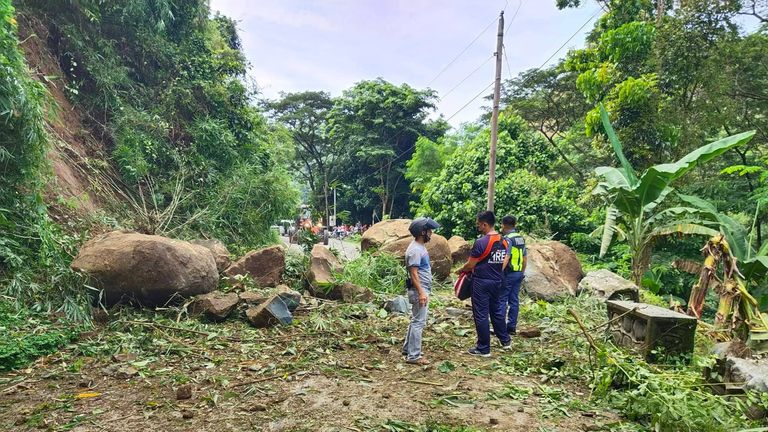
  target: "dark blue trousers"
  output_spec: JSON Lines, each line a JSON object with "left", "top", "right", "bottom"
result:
{"left": 501, "top": 271, "right": 524, "bottom": 333}
{"left": 471, "top": 276, "right": 510, "bottom": 353}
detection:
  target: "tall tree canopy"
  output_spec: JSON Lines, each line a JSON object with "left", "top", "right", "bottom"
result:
{"left": 327, "top": 79, "right": 446, "bottom": 222}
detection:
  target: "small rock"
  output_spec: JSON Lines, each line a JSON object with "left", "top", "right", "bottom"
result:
{"left": 445, "top": 307, "right": 471, "bottom": 317}
{"left": 517, "top": 406, "right": 525, "bottom": 413}
{"left": 518, "top": 327, "right": 541, "bottom": 338}
{"left": 247, "top": 403, "right": 267, "bottom": 412}
{"left": 275, "top": 285, "right": 302, "bottom": 312}
{"left": 342, "top": 400, "right": 350, "bottom": 406}
{"left": 112, "top": 353, "right": 137, "bottom": 363}
{"left": 239, "top": 291, "right": 267, "bottom": 305}
{"left": 246, "top": 295, "right": 292, "bottom": 327}
{"left": 489, "top": 417, "right": 499, "bottom": 425}
{"left": 382, "top": 393, "right": 391, "bottom": 399}
{"left": 115, "top": 365, "right": 139, "bottom": 379}
{"left": 182, "top": 410, "right": 194, "bottom": 419}
{"left": 384, "top": 296, "right": 410, "bottom": 314}
{"left": 176, "top": 384, "right": 192, "bottom": 400}
{"left": 190, "top": 291, "right": 239, "bottom": 321}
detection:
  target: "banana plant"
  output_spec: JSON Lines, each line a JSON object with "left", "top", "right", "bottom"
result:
{"left": 594, "top": 104, "right": 755, "bottom": 285}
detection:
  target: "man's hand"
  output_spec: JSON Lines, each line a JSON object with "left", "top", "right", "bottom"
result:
{"left": 418, "top": 290, "right": 428, "bottom": 307}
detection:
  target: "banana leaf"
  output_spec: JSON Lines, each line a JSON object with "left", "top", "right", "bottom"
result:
{"left": 677, "top": 194, "right": 752, "bottom": 262}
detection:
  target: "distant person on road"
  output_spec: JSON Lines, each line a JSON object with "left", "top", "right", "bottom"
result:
{"left": 457, "top": 210, "right": 511, "bottom": 357}
{"left": 501, "top": 215, "right": 526, "bottom": 336}
{"left": 402, "top": 217, "right": 440, "bottom": 365}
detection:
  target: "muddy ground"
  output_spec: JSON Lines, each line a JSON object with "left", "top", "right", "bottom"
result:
{"left": 0, "top": 290, "right": 627, "bottom": 432}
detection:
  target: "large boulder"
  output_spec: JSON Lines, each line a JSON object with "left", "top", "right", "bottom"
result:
{"left": 380, "top": 234, "right": 452, "bottom": 280}
{"left": 191, "top": 239, "right": 231, "bottom": 272}
{"left": 71, "top": 231, "right": 218, "bottom": 306}
{"left": 578, "top": 269, "right": 639, "bottom": 302}
{"left": 362, "top": 219, "right": 452, "bottom": 280}
{"left": 360, "top": 219, "right": 412, "bottom": 252}
{"left": 225, "top": 245, "right": 285, "bottom": 287}
{"left": 523, "top": 241, "right": 583, "bottom": 302}
{"left": 448, "top": 236, "right": 470, "bottom": 264}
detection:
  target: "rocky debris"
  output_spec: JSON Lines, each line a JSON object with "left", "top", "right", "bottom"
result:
{"left": 181, "top": 410, "right": 194, "bottom": 419}
{"left": 712, "top": 339, "right": 752, "bottom": 360}
{"left": 578, "top": 269, "right": 639, "bottom": 302}
{"left": 275, "top": 285, "right": 302, "bottom": 312}
{"left": 191, "top": 239, "right": 231, "bottom": 272}
{"left": 190, "top": 291, "right": 239, "bottom": 321}
{"left": 444, "top": 307, "right": 472, "bottom": 318}
{"left": 361, "top": 219, "right": 453, "bottom": 280}
{"left": 517, "top": 327, "right": 541, "bottom": 338}
{"left": 246, "top": 295, "right": 293, "bottom": 327}
{"left": 727, "top": 357, "right": 768, "bottom": 393}
{"left": 448, "top": 236, "right": 471, "bottom": 264}
{"left": 313, "top": 282, "right": 374, "bottom": 303}
{"left": 71, "top": 230, "right": 218, "bottom": 306}
{"left": 523, "top": 241, "right": 584, "bottom": 302}
{"left": 176, "top": 384, "right": 192, "bottom": 400}
{"left": 225, "top": 245, "right": 285, "bottom": 287}
{"left": 384, "top": 296, "right": 410, "bottom": 314}
{"left": 239, "top": 290, "right": 268, "bottom": 305}
{"left": 115, "top": 365, "right": 139, "bottom": 379}
{"left": 111, "top": 352, "right": 137, "bottom": 363}
{"left": 307, "top": 244, "right": 342, "bottom": 290}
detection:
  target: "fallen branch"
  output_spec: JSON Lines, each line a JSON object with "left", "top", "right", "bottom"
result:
{"left": 568, "top": 309, "right": 598, "bottom": 352}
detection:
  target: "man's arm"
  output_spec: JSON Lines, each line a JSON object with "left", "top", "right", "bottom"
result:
{"left": 409, "top": 266, "right": 428, "bottom": 307}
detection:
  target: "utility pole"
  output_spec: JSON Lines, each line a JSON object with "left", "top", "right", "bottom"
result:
{"left": 486, "top": 10, "right": 504, "bottom": 212}
{"left": 332, "top": 187, "right": 337, "bottom": 227}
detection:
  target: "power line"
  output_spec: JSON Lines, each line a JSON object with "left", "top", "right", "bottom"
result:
{"left": 440, "top": 54, "right": 494, "bottom": 100}
{"left": 445, "top": 81, "right": 495, "bottom": 123}
{"left": 425, "top": 16, "right": 497, "bottom": 87}
{"left": 532, "top": 7, "right": 601, "bottom": 72}
{"left": 505, "top": 0, "right": 523, "bottom": 33}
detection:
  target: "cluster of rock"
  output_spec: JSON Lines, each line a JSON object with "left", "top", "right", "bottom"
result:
{"left": 71, "top": 221, "right": 642, "bottom": 328}
{"left": 70, "top": 230, "right": 372, "bottom": 328}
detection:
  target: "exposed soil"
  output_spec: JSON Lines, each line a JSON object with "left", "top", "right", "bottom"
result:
{"left": 0, "top": 290, "right": 621, "bottom": 432}
{"left": 17, "top": 13, "right": 117, "bottom": 217}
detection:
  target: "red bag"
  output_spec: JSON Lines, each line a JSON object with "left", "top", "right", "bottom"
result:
{"left": 454, "top": 272, "right": 472, "bottom": 300}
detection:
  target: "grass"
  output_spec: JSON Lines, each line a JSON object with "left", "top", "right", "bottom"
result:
{"left": 0, "top": 301, "right": 83, "bottom": 371}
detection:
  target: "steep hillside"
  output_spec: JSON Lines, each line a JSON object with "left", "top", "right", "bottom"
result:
{"left": 1, "top": 0, "right": 300, "bottom": 320}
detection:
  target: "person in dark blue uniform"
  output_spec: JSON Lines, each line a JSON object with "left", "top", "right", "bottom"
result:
{"left": 457, "top": 211, "right": 511, "bottom": 357}
{"left": 500, "top": 215, "right": 527, "bottom": 336}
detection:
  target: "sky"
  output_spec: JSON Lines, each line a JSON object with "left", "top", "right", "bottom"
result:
{"left": 208, "top": 0, "right": 602, "bottom": 127}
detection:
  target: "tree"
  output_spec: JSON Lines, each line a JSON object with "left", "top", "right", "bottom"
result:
{"left": 594, "top": 105, "right": 755, "bottom": 284}
{"left": 416, "top": 114, "right": 588, "bottom": 240}
{"left": 328, "top": 79, "right": 442, "bottom": 221}
{"left": 266, "top": 91, "right": 337, "bottom": 224}
{"left": 405, "top": 136, "right": 455, "bottom": 195}
{"left": 501, "top": 65, "right": 593, "bottom": 180}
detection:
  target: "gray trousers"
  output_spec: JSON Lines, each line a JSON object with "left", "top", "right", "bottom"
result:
{"left": 402, "top": 289, "right": 429, "bottom": 361}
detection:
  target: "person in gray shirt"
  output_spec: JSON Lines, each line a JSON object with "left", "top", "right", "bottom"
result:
{"left": 402, "top": 217, "right": 440, "bottom": 365}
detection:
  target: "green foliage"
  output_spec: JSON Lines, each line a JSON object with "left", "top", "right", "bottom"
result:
{"left": 0, "top": 301, "right": 81, "bottom": 371}
{"left": 337, "top": 252, "right": 406, "bottom": 295}
{"left": 405, "top": 136, "right": 454, "bottom": 195}
{"left": 594, "top": 103, "right": 754, "bottom": 282}
{"left": 415, "top": 113, "right": 588, "bottom": 239}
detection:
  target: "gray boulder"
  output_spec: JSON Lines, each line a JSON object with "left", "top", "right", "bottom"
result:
{"left": 578, "top": 269, "right": 639, "bottom": 302}
{"left": 523, "top": 241, "right": 583, "bottom": 302}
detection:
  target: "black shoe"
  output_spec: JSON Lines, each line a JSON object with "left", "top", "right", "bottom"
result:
{"left": 501, "top": 341, "right": 512, "bottom": 350}
{"left": 467, "top": 347, "right": 491, "bottom": 358}
{"left": 509, "top": 328, "right": 516, "bottom": 336}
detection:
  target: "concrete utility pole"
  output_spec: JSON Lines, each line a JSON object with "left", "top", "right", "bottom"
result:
{"left": 486, "top": 10, "right": 504, "bottom": 212}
